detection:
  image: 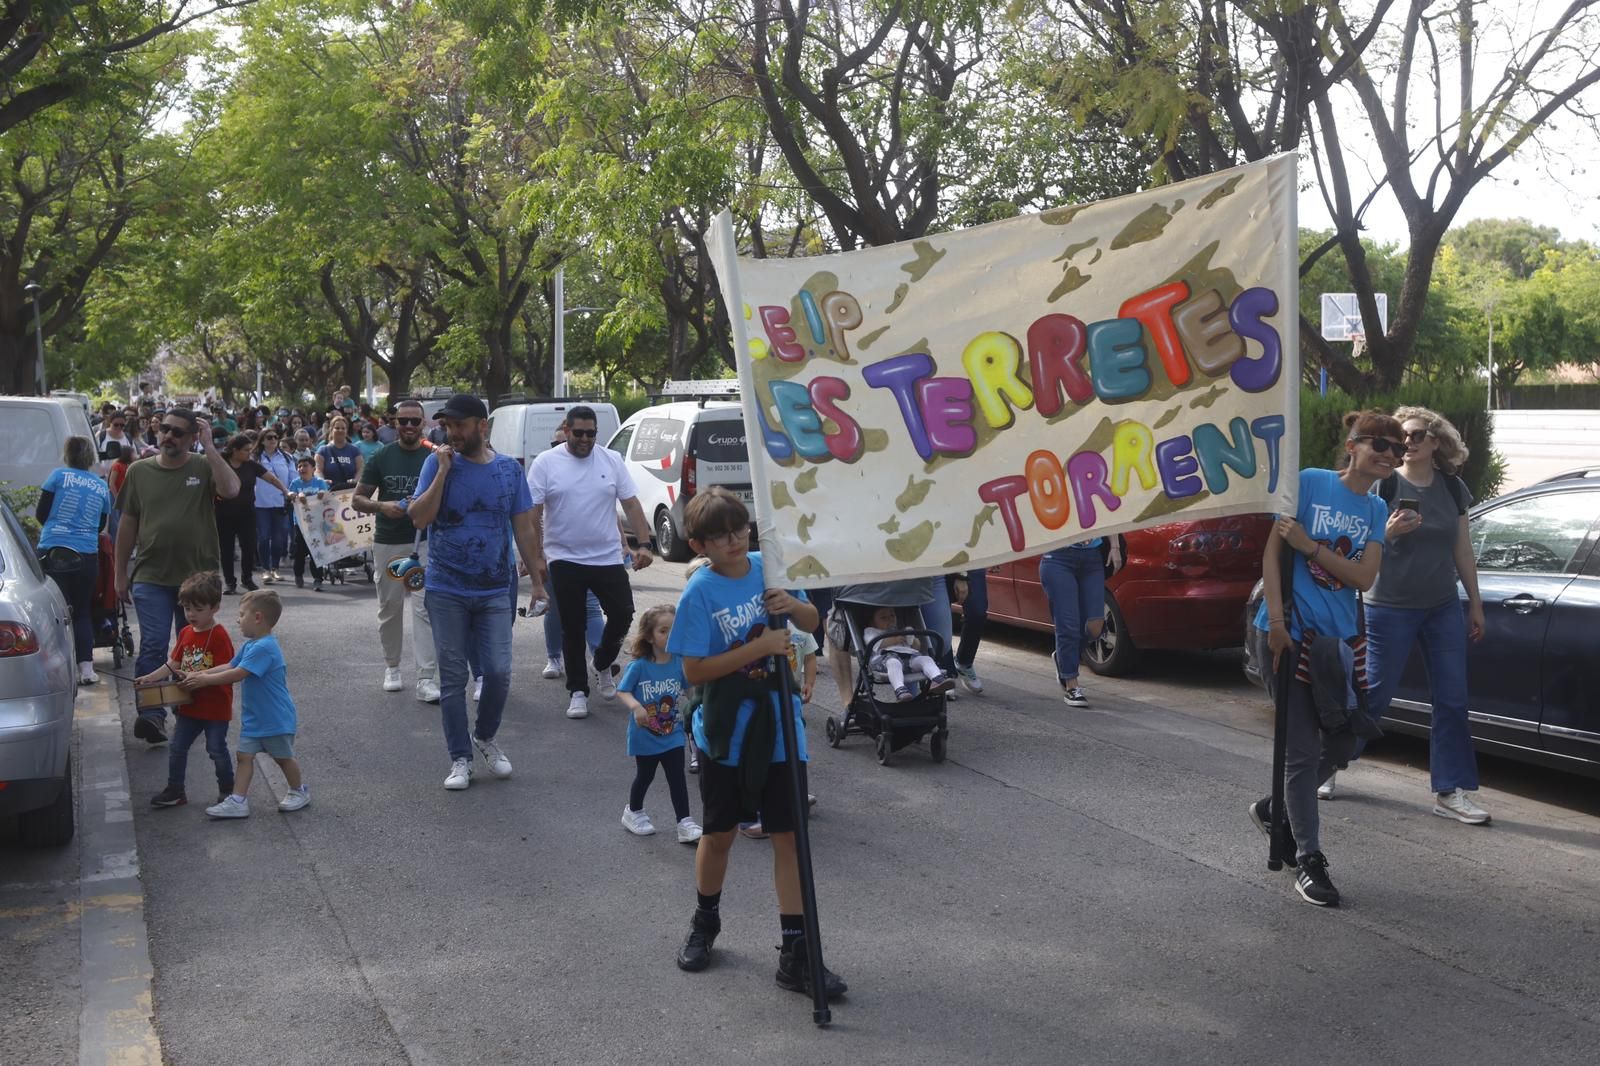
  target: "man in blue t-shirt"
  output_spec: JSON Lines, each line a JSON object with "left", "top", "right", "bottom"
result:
{"left": 408, "top": 394, "right": 547, "bottom": 792}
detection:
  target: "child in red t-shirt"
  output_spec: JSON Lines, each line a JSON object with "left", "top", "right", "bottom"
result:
{"left": 138, "top": 572, "right": 236, "bottom": 808}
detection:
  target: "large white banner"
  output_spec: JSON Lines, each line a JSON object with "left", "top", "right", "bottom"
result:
{"left": 709, "top": 155, "right": 1300, "bottom": 589}
{"left": 291, "top": 488, "right": 375, "bottom": 567}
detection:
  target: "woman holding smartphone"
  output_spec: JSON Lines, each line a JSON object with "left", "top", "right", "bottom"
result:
{"left": 1330, "top": 406, "right": 1489, "bottom": 825}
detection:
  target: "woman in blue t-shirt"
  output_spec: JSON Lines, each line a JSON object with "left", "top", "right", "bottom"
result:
{"left": 1250, "top": 409, "right": 1402, "bottom": 909}
{"left": 315, "top": 416, "right": 363, "bottom": 490}
{"left": 36, "top": 436, "right": 114, "bottom": 685}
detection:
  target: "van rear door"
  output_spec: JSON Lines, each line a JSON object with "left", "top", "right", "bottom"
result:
{"left": 689, "top": 415, "right": 752, "bottom": 509}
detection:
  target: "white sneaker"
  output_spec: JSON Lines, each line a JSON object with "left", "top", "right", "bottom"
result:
{"left": 621, "top": 805, "right": 655, "bottom": 835}
{"left": 444, "top": 757, "right": 473, "bottom": 790}
{"left": 277, "top": 786, "right": 311, "bottom": 812}
{"left": 416, "top": 677, "right": 441, "bottom": 703}
{"left": 472, "top": 676, "right": 483, "bottom": 702}
{"left": 596, "top": 662, "right": 619, "bottom": 700}
{"left": 474, "top": 736, "right": 512, "bottom": 779}
{"left": 79, "top": 662, "right": 97, "bottom": 685}
{"left": 956, "top": 664, "right": 984, "bottom": 694}
{"left": 206, "top": 795, "right": 249, "bottom": 819}
{"left": 542, "top": 657, "right": 563, "bottom": 680}
{"left": 676, "top": 817, "right": 703, "bottom": 844}
{"left": 383, "top": 667, "right": 403, "bottom": 693}
{"left": 1433, "top": 788, "right": 1491, "bottom": 825}
{"left": 262, "top": 570, "right": 277, "bottom": 585}
{"left": 566, "top": 692, "right": 589, "bottom": 719}
{"left": 1318, "top": 772, "right": 1337, "bottom": 801}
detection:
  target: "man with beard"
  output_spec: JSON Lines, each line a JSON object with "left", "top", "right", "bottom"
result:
{"left": 527, "top": 405, "right": 655, "bottom": 721}
{"left": 408, "top": 395, "right": 547, "bottom": 790}
{"left": 353, "top": 398, "right": 439, "bottom": 703}
{"left": 115, "top": 407, "right": 243, "bottom": 743}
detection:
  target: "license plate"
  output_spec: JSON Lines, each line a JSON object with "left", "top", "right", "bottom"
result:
{"left": 736, "top": 490, "right": 755, "bottom": 506}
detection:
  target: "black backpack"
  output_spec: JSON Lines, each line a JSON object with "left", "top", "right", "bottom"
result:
{"left": 1376, "top": 471, "right": 1470, "bottom": 516}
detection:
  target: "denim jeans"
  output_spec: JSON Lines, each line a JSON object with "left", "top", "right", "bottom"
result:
{"left": 1039, "top": 546, "right": 1105, "bottom": 684}
{"left": 132, "top": 582, "right": 184, "bottom": 724}
{"left": 466, "top": 577, "right": 518, "bottom": 679}
{"left": 256, "top": 507, "right": 290, "bottom": 570}
{"left": 42, "top": 550, "right": 96, "bottom": 663}
{"left": 955, "top": 568, "right": 988, "bottom": 668}
{"left": 540, "top": 584, "right": 604, "bottom": 661}
{"left": 1360, "top": 599, "right": 1479, "bottom": 793}
{"left": 920, "top": 578, "right": 955, "bottom": 670}
{"left": 169, "top": 715, "right": 233, "bottom": 795}
{"left": 427, "top": 589, "right": 513, "bottom": 761}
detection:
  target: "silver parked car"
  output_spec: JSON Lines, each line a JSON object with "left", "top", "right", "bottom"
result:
{"left": 0, "top": 499, "right": 76, "bottom": 845}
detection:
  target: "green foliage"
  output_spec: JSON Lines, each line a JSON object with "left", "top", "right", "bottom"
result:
{"left": 1299, "top": 382, "right": 1505, "bottom": 503}
{"left": 1447, "top": 218, "right": 1565, "bottom": 280}
{"left": 0, "top": 484, "right": 42, "bottom": 547}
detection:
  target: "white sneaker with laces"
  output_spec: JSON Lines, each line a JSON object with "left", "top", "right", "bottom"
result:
{"left": 79, "top": 662, "right": 97, "bottom": 685}
{"left": 542, "top": 657, "right": 563, "bottom": 680}
{"left": 383, "top": 667, "right": 403, "bottom": 693}
{"left": 598, "top": 663, "right": 619, "bottom": 700}
{"left": 206, "top": 795, "right": 249, "bottom": 819}
{"left": 566, "top": 691, "right": 589, "bottom": 719}
{"left": 621, "top": 805, "right": 655, "bottom": 835}
{"left": 1318, "top": 772, "right": 1337, "bottom": 801}
{"left": 416, "top": 677, "right": 441, "bottom": 703}
{"left": 474, "top": 736, "right": 513, "bottom": 779}
{"left": 956, "top": 664, "right": 984, "bottom": 694}
{"left": 1062, "top": 687, "right": 1089, "bottom": 708}
{"left": 277, "top": 786, "right": 311, "bottom": 812}
{"left": 676, "top": 817, "right": 703, "bottom": 844}
{"left": 444, "top": 757, "right": 473, "bottom": 790}
{"left": 472, "top": 676, "right": 483, "bottom": 702}
{"left": 1433, "top": 788, "right": 1491, "bottom": 825}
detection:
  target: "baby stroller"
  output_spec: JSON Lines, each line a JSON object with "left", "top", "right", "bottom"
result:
{"left": 91, "top": 532, "right": 134, "bottom": 668}
{"left": 324, "top": 548, "right": 375, "bottom": 585}
{"left": 826, "top": 599, "right": 951, "bottom": 766}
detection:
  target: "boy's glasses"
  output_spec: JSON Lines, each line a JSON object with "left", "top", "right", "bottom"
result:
{"left": 1352, "top": 435, "right": 1407, "bottom": 457}
{"left": 702, "top": 528, "right": 748, "bottom": 547}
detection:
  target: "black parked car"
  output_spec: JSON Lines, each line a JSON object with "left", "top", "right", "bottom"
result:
{"left": 1244, "top": 468, "right": 1600, "bottom": 778}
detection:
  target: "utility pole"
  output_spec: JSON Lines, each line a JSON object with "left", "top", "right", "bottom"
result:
{"left": 24, "top": 281, "right": 45, "bottom": 395}
{"left": 553, "top": 265, "right": 565, "bottom": 397}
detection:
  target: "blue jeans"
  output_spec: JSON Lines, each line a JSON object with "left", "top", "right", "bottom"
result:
{"left": 921, "top": 578, "right": 954, "bottom": 669}
{"left": 467, "top": 577, "right": 520, "bottom": 679}
{"left": 256, "top": 507, "right": 290, "bottom": 570}
{"left": 427, "top": 589, "right": 513, "bottom": 761}
{"left": 955, "top": 568, "right": 988, "bottom": 668}
{"left": 1039, "top": 547, "right": 1105, "bottom": 685}
{"left": 168, "top": 715, "right": 233, "bottom": 795}
{"left": 132, "top": 582, "right": 185, "bottom": 724}
{"left": 1360, "top": 599, "right": 1479, "bottom": 793}
{"left": 541, "top": 584, "right": 604, "bottom": 661}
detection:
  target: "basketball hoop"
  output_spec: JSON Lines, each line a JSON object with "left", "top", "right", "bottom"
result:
{"left": 1349, "top": 331, "right": 1366, "bottom": 359}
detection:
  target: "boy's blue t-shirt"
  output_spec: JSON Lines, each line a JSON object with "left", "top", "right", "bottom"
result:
{"left": 231, "top": 635, "right": 297, "bottom": 738}
{"left": 413, "top": 452, "right": 531, "bottom": 597}
{"left": 1253, "top": 467, "right": 1389, "bottom": 641}
{"left": 38, "top": 467, "right": 112, "bottom": 555}
{"left": 618, "top": 654, "right": 687, "bottom": 757}
{"left": 667, "top": 551, "right": 808, "bottom": 766}
{"left": 287, "top": 476, "right": 329, "bottom": 530}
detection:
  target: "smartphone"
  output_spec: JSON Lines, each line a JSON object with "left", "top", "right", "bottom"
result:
{"left": 1396, "top": 497, "right": 1421, "bottom": 513}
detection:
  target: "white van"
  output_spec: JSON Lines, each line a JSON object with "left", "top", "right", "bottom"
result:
{"left": 606, "top": 396, "right": 752, "bottom": 561}
{"left": 0, "top": 396, "right": 100, "bottom": 491}
{"left": 487, "top": 399, "right": 622, "bottom": 472}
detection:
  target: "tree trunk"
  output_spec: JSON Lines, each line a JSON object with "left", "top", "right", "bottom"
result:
{"left": 0, "top": 329, "right": 40, "bottom": 394}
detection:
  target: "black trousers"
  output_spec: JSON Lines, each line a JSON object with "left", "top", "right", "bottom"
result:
{"left": 43, "top": 551, "right": 97, "bottom": 663}
{"left": 549, "top": 560, "right": 634, "bottom": 695}
{"left": 629, "top": 747, "right": 690, "bottom": 820}
{"left": 217, "top": 507, "right": 256, "bottom": 589}
{"left": 291, "top": 527, "right": 323, "bottom": 581}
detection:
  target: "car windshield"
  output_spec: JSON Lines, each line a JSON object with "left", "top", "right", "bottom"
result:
{"left": 692, "top": 420, "right": 748, "bottom": 462}
{"left": 0, "top": 406, "right": 57, "bottom": 474}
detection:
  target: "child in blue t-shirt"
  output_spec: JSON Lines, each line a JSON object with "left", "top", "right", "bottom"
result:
{"left": 287, "top": 453, "right": 329, "bottom": 589}
{"left": 667, "top": 488, "right": 844, "bottom": 1000}
{"left": 179, "top": 590, "right": 310, "bottom": 819}
{"left": 617, "top": 604, "right": 702, "bottom": 844}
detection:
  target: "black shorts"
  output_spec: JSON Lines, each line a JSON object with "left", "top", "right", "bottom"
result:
{"left": 698, "top": 756, "right": 807, "bottom": 835}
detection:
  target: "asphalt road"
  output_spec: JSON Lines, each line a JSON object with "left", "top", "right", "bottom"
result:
{"left": 8, "top": 558, "right": 1600, "bottom": 1064}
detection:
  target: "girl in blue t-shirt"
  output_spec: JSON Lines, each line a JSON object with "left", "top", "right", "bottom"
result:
{"left": 617, "top": 604, "right": 702, "bottom": 844}
{"left": 36, "top": 436, "right": 113, "bottom": 684}
{"left": 1250, "top": 409, "right": 1400, "bottom": 909}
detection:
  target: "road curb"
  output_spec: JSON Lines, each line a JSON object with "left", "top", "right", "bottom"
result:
{"left": 76, "top": 677, "right": 162, "bottom": 1065}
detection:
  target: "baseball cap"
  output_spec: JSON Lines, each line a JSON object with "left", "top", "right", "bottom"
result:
{"left": 438, "top": 393, "right": 488, "bottom": 421}
{"left": 293, "top": 450, "right": 316, "bottom": 465}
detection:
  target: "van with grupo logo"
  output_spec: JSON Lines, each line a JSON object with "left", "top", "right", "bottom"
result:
{"left": 606, "top": 381, "right": 752, "bottom": 561}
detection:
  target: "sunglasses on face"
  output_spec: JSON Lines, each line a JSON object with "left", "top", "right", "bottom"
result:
{"left": 1405, "top": 429, "right": 1431, "bottom": 444}
{"left": 395, "top": 417, "right": 422, "bottom": 427}
{"left": 111, "top": 422, "right": 125, "bottom": 429}
{"left": 1353, "top": 435, "right": 1407, "bottom": 457}
{"left": 159, "top": 424, "right": 191, "bottom": 438}
{"left": 568, "top": 428, "right": 597, "bottom": 439}
{"left": 263, "top": 434, "right": 278, "bottom": 441}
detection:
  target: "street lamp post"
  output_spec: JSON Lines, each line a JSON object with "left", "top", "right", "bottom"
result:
{"left": 552, "top": 263, "right": 606, "bottom": 397}
{"left": 23, "top": 281, "right": 45, "bottom": 394}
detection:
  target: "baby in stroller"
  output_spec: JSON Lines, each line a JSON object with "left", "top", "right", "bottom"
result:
{"left": 863, "top": 605, "right": 954, "bottom": 701}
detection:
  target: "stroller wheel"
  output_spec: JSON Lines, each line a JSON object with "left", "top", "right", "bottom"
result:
{"left": 875, "top": 732, "right": 893, "bottom": 766}
{"left": 930, "top": 729, "right": 947, "bottom": 763}
{"left": 112, "top": 638, "right": 123, "bottom": 669}
{"left": 825, "top": 717, "right": 843, "bottom": 748}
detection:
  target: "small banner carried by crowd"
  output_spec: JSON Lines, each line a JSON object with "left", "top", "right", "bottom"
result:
{"left": 292, "top": 488, "right": 375, "bottom": 568}
{"left": 708, "top": 154, "right": 1301, "bottom": 589}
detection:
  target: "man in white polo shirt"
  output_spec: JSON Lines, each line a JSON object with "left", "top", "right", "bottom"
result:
{"left": 527, "top": 405, "right": 655, "bottom": 720}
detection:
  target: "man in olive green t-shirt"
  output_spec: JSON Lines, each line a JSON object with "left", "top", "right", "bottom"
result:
{"left": 353, "top": 399, "right": 438, "bottom": 702}
{"left": 115, "top": 408, "right": 241, "bottom": 743}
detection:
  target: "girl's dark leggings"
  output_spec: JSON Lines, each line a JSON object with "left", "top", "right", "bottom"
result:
{"left": 629, "top": 747, "right": 689, "bottom": 820}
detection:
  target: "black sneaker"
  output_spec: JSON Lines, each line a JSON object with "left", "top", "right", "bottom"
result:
{"left": 295, "top": 574, "right": 305, "bottom": 589}
{"left": 676, "top": 907, "right": 721, "bottom": 972}
{"left": 133, "top": 715, "right": 168, "bottom": 745}
{"left": 241, "top": 581, "right": 259, "bottom": 592}
{"left": 775, "top": 935, "right": 848, "bottom": 1000}
{"left": 224, "top": 585, "right": 238, "bottom": 595}
{"left": 1295, "top": 852, "right": 1340, "bottom": 907}
{"left": 1247, "top": 797, "right": 1299, "bottom": 870}
{"left": 150, "top": 785, "right": 187, "bottom": 808}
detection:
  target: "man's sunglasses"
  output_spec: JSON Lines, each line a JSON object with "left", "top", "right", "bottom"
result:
{"left": 1352, "top": 435, "right": 1406, "bottom": 457}
{"left": 395, "top": 417, "right": 423, "bottom": 427}
{"left": 1404, "top": 429, "right": 1431, "bottom": 444}
{"left": 568, "top": 428, "right": 597, "bottom": 439}
{"left": 159, "top": 424, "right": 192, "bottom": 438}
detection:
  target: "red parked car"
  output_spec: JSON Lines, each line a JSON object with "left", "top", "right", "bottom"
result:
{"left": 977, "top": 515, "right": 1273, "bottom": 676}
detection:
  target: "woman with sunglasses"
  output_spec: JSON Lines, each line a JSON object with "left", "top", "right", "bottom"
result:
{"left": 254, "top": 429, "right": 296, "bottom": 585}
{"left": 217, "top": 434, "right": 289, "bottom": 594}
{"left": 1249, "top": 410, "right": 1403, "bottom": 908}
{"left": 1326, "top": 407, "right": 1490, "bottom": 823}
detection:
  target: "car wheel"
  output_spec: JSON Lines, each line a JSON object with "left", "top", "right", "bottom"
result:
{"left": 17, "top": 756, "right": 75, "bottom": 848}
{"left": 1084, "top": 593, "right": 1138, "bottom": 677}
{"left": 655, "top": 508, "right": 691, "bottom": 563}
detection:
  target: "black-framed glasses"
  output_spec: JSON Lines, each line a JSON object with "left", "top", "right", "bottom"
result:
{"left": 262, "top": 434, "right": 278, "bottom": 441}
{"left": 1404, "top": 429, "right": 1431, "bottom": 444}
{"left": 702, "top": 528, "right": 748, "bottom": 547}
{"left": 395, "top": 417, "right": 423, "bottom": 427}
{"left": 568, "top": 428, "right": 597, "bottom": 439}
{"left": 1353, "top": 435, "right": 1406, "bottom": 457}
{"left": 110, "top": 422, "right": 125, "bottom": 430}
{"left": 159, "top": 424, "right": 191, "bottom": 437}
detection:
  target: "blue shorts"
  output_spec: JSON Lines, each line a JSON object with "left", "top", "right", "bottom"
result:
{"left": 238, "top": 734, "right": 295, "bottom": 759}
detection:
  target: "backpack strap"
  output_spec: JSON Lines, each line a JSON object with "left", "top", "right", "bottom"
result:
{"left": 1445, "top": 474, "right": 1470, "bottom": 515}
{"left": 1376, "top": 473, "right": 1398, "bottom": 505}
